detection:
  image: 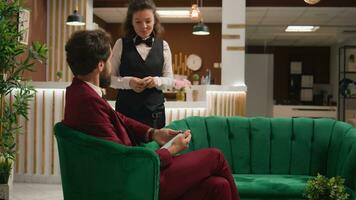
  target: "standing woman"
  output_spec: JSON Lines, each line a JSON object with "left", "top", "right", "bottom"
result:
{"left": 110, "top": 0, "right": 173, "bottom": 129}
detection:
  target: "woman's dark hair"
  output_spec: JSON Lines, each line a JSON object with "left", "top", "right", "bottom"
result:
{"left": 65, "top": 29, "right": 111, "bottom": 76}
{"left": 123, "top": 0, "right": 164, "bottom": 38}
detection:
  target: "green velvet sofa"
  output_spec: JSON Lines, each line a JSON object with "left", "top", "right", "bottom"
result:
{"left": 164, "top": 116, "right": 356, "bottom": 200}
{"left": 54, "top": 123, "right": 160, "bottom": 200}
{"left": 55, "top": 116, "right": 356, "bottom": 200}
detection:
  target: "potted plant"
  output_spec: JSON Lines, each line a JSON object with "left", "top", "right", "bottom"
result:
{"left": 0, "top": 0, "right": 47, "bottom": 198}
{"left": 192, "top": 73, "right": 200, "bottom": 85}
{"left": 304, "top": 174, "right": 349, "bottom": 200}
{"left": 56, "top": 71, "right": 63, "bottom": 81}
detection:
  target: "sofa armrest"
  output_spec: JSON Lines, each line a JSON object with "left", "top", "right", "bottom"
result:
{"left": 55, "top": 123, "right": 160, "bottom": 200}
{"left": 329, "top": 132, "right": 356, "bottom": 196}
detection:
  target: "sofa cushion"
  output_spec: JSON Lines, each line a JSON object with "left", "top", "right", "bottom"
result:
{"left": 234, "top": 174, "right": 311, "bottom": 198}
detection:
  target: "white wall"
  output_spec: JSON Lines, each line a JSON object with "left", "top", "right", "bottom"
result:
{"left": 221, "top": 0, "right": 245, "bottom": 86}
{"left": 245, "top": 54, "right": 274, "bottom": 117}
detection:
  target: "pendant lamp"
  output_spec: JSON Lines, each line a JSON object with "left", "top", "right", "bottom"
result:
{"left": 66, "top": 0, "right": 85, "bottom": 26}
{"left": 304, "top": 0, "right": 320, "bottom": 5}
{"left": 190, "top": 4, "right": 200, "bottom": 21}
{"left": 193, "top": 21, "right": 210, "bottom": 35}
{"left": 192, "top": 0, "right": 209, "bottom": 35}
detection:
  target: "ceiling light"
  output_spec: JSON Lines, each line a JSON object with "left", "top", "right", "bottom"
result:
{"left": 66, "top": 0, "right": 85, "bottom": 26}
{"left": 66, "top": 10, "right": 85, "bottom": 26}
{"left": 285, "top": 26, "right": 320, "bottom": 32}
{"left": 192, "top": 0, "right": 209, "bottom": 36}
{"left": 193, "top": 21, "right": 210, "bottom": 35}
{"left": 304, "top": 0, "right": 321, "bottom": 5}
{"left": 157, "top": 10, "right": 190, "bottom": 18}
{"left": 190, "top": 4, "right": 200, "bottom": 21}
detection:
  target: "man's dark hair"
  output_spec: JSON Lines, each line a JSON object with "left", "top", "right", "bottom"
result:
{"left": 123, "top": 0, "right": 164, "bottom": 38}
{"left": 65, "top": 30, "right": 111, "bottom": 76}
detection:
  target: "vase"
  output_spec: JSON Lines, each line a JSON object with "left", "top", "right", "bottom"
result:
{"left": 176, "top": 90, "right": 186, "bottom": 101}
{"left": 0, "top": 184, "right": 9, "bottom": 200}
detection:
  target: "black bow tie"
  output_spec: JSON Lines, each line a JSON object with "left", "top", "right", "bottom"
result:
{"left": 134, "top": 36, "right": 153, "bottom": 47}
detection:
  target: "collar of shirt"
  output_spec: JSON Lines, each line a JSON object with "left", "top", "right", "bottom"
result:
{"left": 84, "top": 81, "right": 103, "bottom": 97}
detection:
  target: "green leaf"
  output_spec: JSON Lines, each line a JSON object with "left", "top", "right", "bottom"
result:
{"left": 0, "top": 0, "right": 47, "bottom": 165}
{"left": 304, "top": 174, "right": 349, "bottom": 200}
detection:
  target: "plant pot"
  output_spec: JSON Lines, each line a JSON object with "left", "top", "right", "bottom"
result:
{"left": 0, "top": 171, "right": 10, "bottom": 185}
{"left": 193, "top": 81, "right": 199, "bottom": 85}
{"left": 0, "top": 183, "right": 9, "bottom": 200}
{"left": 0, "top": 160, "right": 12, "bottom": 185}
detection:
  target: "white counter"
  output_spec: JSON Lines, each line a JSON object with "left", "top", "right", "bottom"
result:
{"left": 164, "top": 101, "right": 206, "bottom": 108}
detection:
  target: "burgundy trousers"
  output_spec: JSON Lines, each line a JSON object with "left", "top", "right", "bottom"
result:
{"left": 159, "top": 148, "right": 240, "bottom": 200}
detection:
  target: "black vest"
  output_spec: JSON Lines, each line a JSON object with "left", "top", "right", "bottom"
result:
{"left": 116, "top": 37, "right": 165, "bottom": 112}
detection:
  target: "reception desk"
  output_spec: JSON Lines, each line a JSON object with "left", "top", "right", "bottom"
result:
{"left": 13, "top": 82, "right": 246, "bottom": 183}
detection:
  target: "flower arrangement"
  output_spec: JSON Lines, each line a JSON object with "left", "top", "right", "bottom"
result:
{"left": 304, "top": 174, "right": 349, "bottom": 200}
{"left": 174, "top": 78, "right": 191, "bottom": 91}
{"left": 174, "top": 78, "right": 191, "bottom": 101}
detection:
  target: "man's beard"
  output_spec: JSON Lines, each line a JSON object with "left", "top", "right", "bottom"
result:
{"left": 99, "top": 63, "right": 111, "bottom": 88}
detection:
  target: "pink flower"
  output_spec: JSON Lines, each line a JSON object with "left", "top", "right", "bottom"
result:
{"left": 174, "top": 79, "right": 191, "bottom": 90}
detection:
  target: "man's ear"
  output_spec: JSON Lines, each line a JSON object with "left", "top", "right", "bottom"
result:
{"left": 98, "top": 61, "right": 105, "bottom": 72}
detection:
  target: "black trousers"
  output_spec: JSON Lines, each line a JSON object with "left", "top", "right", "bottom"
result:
{"left": 116, "top": 103, "right": 166, "bottom": 129}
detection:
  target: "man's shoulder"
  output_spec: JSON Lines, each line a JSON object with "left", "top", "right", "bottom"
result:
{"left": 67, "top": 81, "right": 90, "bottom": 97}
{"left": 66, "top": 81, "right": 104, "bottom": 106}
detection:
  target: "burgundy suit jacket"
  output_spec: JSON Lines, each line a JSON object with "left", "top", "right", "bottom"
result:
{"left": 63, "top": 77, "right": 172, "bottom": 168}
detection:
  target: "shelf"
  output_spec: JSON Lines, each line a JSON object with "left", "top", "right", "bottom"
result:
{"left": 342, "top": 97, "right": 356, "bottom": 99}
{"left": 338, "top": 46, "right": 356, "bottom": 121}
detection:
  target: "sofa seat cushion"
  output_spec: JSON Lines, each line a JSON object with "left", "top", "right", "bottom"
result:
{"left": 234, "top": 174, "right": 311, "bottom": 198}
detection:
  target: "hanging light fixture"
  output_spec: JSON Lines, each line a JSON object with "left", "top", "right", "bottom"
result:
{"left": 193, "top": 21, "right": 210, "bottom": 35}
{"left": 66, "top": 0, "right": 85, "bottom": 26}
{"left": 192, "top": 0, "right": 209, "bottom": 35}
{"left": 304, "top": 0, "right": 320, "bottom": 5}
{"left": 190, "top": 4, "right": 200, "bottom": 21}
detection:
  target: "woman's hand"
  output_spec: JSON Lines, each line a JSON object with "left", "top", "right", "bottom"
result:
{"left": 143, "top": 76, "right": 157, "bottom": 89}
{"left": 129, "top": 77, "right": 146, "bottom": 93}
{"left": 167, "top": 131, "right": 191, "bottom": 155}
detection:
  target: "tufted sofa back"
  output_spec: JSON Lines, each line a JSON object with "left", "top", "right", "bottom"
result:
{"left": 166, "top": 116, "right": 356, "bottom": 191}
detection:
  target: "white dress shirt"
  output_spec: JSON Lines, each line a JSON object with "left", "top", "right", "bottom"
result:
{"left": 110, "top": 38, "right": 174, "bottom": 91}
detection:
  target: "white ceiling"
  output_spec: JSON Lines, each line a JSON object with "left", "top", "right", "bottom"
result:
{"left": 94, "top": 7, "right": 356, "bottom": 46}
{"left": 247, "top": 7, "right": 356, "bottom": 46}
{"left": 94, "top": 7, "right": 222, "bottom": 23}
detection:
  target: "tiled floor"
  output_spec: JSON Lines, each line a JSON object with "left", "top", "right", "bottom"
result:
{"left": 10, "top": 183, "right": 63, "bottom": 200}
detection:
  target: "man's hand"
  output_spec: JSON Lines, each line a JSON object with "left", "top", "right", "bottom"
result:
{"left": 152, "top": 128, "right": 179, "bottom": 145}
{"left": 129, "top": 77, "right": 146, "bottom": 93}
{"left": 143, "top": 76, "right": 157, "bottom": 89}
{"left": 168, "top": 131, "right": 191, "bottom": 155}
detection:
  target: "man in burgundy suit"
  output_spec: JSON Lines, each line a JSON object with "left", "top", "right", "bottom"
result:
{"left": 63, "top": 29, "right": 239, "bottom": 200}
